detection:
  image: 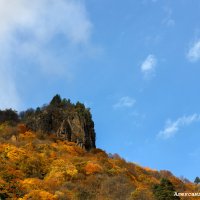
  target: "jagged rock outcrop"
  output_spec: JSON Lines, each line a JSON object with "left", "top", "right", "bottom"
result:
{"left": 56, "top": 114, "right": 96, "bottom": 150}
{"left": 20, "top": 95, "right": 96, "bottom": 150}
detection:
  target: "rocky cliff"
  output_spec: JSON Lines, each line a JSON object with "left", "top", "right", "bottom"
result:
{"left": 20, "top": 95, "right": 96, "bottom": 150}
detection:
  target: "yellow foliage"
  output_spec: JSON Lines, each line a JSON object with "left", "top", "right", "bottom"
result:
{"left": 0, "top": 144, "right": 27, "bottom": 162}
{"left": 84, "top": 161, "right": 103, "bottom": 175}
{"left": 21, "top": 178, "right": 43, "bottom": 192}
{"left": 19, "top": 152, "right": 49, "bottom": 179}
{"left": 45, "top": 171, "right": 66, "bottom": 184}
{"left": 0, "top": 144, "right": 11, "bottom": 155}
{"left": 50, "top": 141, "right": 85, "bottom": 156}
{"left": 0, "top": 122, "right": 9, "bottom": 131}
{"left": 0, "top": 123, "right": 198, "bottom": 199}
{"left": 62, "top": 143, "right": 85, "bottom": 155}
{"left": 22, "top": 190, "right": 57, "bottom": 200}
{"left": 45, "top": 159, "right": 78, "bottom": 183}
{"left": 0, "top": 123, "right": 5, "bottom": 131}
{"left": 7, "top": 147, "right": 27, "bottom": 162}
{"left": 60, "top": 144, "right": 76, "bottom": 154}
{"left": 2, "top": 143, "right": 14, "bottom": 151}
{"left": 53, "top": 159, "right": 77, "bottom": 176}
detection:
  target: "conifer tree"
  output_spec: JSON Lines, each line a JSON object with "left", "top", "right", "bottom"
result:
{"left": 194, "top": 176, "right": 200, "bottom": 184}
{"left": 153, "top": 178, "right": 180, "bottom": 200}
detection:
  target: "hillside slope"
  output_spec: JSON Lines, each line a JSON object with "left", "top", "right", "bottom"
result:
{"left": 1, "top": 95, "right": 96, "bottom": 151}
{"left": 0, "top": 123, "right": 199, "bottom": 200}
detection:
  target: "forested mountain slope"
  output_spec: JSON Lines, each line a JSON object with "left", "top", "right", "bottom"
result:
{"left": 0, "top": 96, "right": 199, "bottom": 199}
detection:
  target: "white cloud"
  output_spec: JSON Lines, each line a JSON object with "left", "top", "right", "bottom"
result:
{"left": 162, "top": 7, "right": 175, "bottom": 27}
{"left": 187, "top": 40, "right": 200, "bottom": 62}
{"left": 0, "top": 0, "right": 93, "bottom": 109}
{"left": 157, "top": 114, "right": 200, "bottom": 139}
{"left": 113, "top": 96, "right": 136, "bottom": 109}
{"left": 141, "top": 54, "right": 157, "bottom": 78}
{"left": 0, "top": 0, "right": 91, "bottom": 44}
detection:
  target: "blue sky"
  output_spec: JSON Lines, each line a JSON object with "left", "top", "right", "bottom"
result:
{"left": 1, "top": 0, "right": 200, "bottom": 181}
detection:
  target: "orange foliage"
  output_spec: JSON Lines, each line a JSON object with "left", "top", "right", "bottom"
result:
{"left": 144, "top": 166, "right": 158, "bottom": 172}
{"left": 0, "top": 123, "right": 198, "bottom": 199}
{"left": 84, "top": 161, "right": 103, "bottom": 175}
{"left": 17, "top": 124, "right": 27, "bottom": 134}
{"left": 50, "top": 152, "right": 57, "bottom": 159}
{"left": 18, "top": 131, "right": 36, "bottom": 141}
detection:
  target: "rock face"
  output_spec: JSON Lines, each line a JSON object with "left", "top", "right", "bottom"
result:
{"left": 21, "top": 95, "right": 96, "bottom": 150}
{"left": 56, "top": 113, "right": 96, "bottom": 150}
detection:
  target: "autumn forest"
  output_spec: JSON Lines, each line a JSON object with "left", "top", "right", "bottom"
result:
{"left": 0, "top": 95, "right": 199, "bottom": 199}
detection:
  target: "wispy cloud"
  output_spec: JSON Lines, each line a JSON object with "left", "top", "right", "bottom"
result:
{"left": 157, "top": 114, "right": 200, "bottom": 139}
{"left": 0, "top": 0, "right": 93, "bottom": 109}
{"left": 162, "top": 7, "right": 175, "bottom": 27}
{"left": 187, "top": 39, "right": 200, "bottom": 62}
{"left": 113, "top": 96, "right": 136, "bottom": 109}
{"left": 141, "top": 54, "right": 157, "bottom": 79}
